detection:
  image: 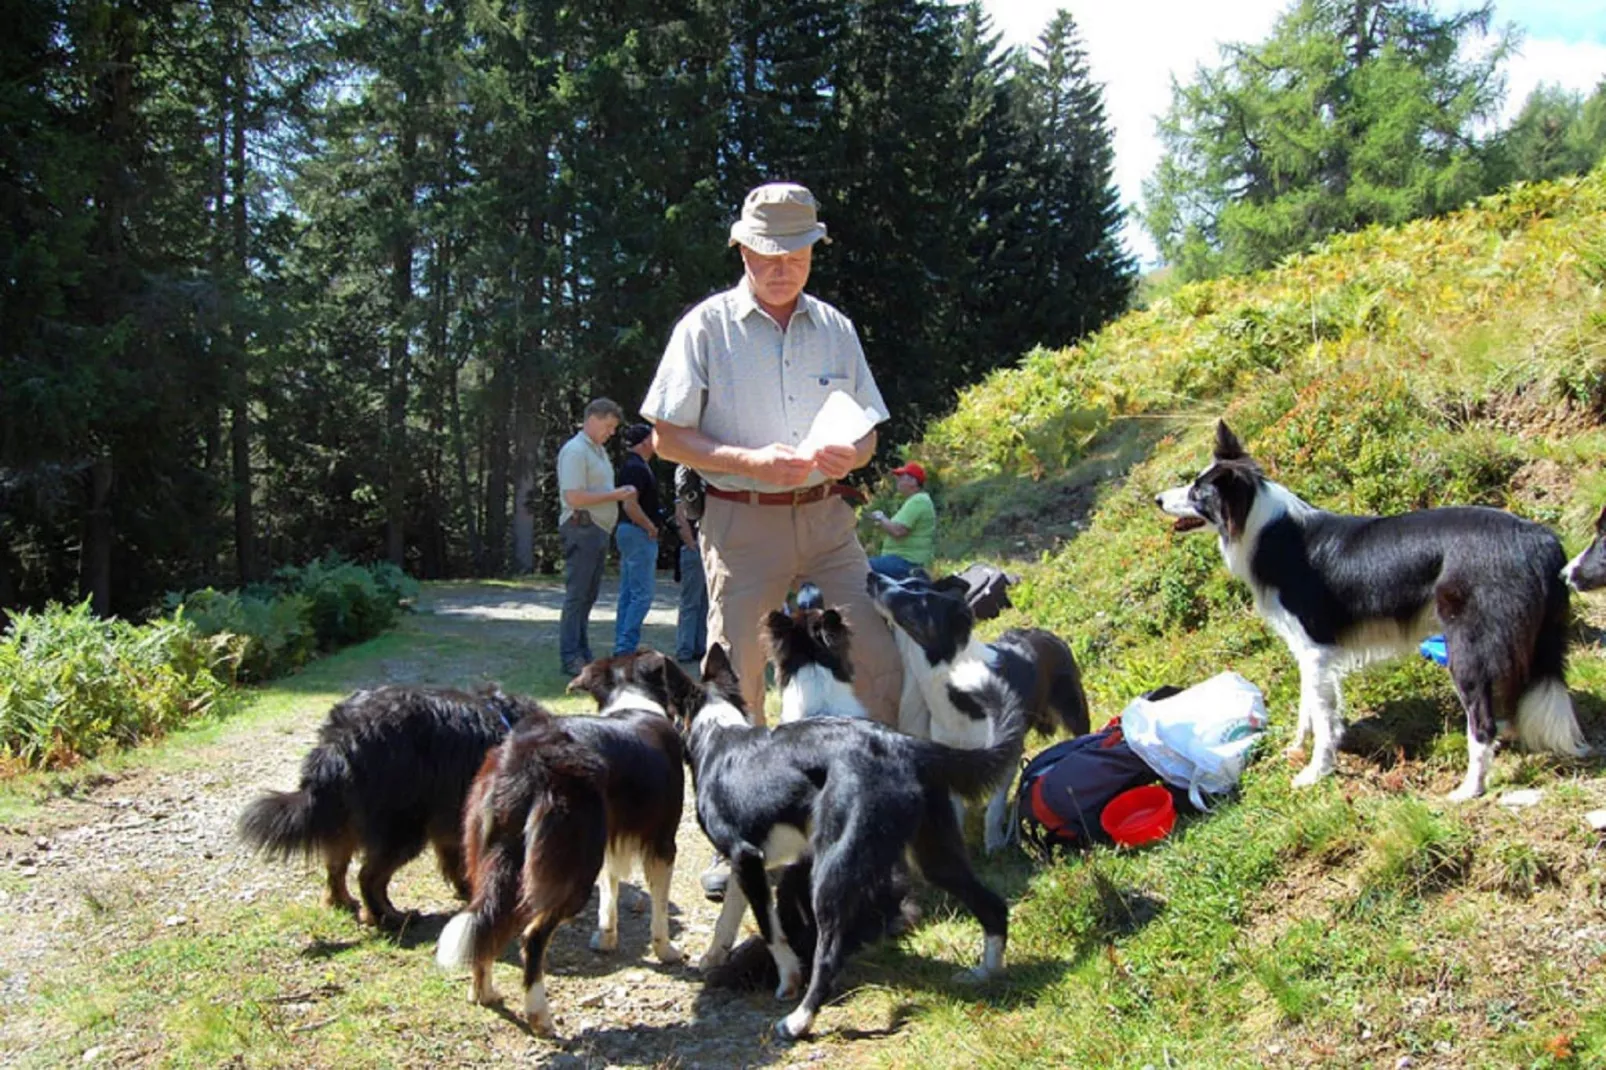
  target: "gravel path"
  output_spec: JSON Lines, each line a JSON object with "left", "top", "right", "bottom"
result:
{"left": 0, "top": 582, "right": 898, "bottom": 1068}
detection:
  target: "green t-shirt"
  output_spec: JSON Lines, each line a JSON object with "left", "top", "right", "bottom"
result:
{"left": 881, "top": 491, "right": 936, "bottom": 566}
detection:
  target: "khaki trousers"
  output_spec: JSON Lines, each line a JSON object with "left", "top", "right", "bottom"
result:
{"left": 700, "top": 493, "right": 903, "bottom": 727}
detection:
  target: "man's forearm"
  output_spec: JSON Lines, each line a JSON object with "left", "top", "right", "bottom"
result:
{"left": 564, "top": 488, "right": 618, "bottom": 508}
{"left": 652, "top": 422, "right": 754, "bottom": 477}
{"left": 622, "top": 497, "right": 655, "bottom": 532}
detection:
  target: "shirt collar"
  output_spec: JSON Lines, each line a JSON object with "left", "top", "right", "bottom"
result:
{"left": 731, "top": 280, "right": 815, "bottom": 326}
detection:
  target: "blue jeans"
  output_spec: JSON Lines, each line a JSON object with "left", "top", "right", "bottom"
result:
{"left": 867, "top": 553, "right": 919, "bottom": 581}
{"left": 677, "top": 543, "right": 708, "bottom": 662}
{"left": 559, "top": 518, "right": 611, "bottom": 673}
{"left": 613, "top": 522, "right": 657, "bottom": 656}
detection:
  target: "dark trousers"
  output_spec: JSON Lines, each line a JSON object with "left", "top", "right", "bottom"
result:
{"left": 560, "top": 517, "right": 611, "bottom": 672}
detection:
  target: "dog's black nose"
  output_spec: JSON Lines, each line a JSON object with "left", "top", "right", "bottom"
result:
{"left": 1154, "top": 494, "right": 1163, "bottom": 507}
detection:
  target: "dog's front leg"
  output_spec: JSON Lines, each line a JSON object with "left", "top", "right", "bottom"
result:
{"left": 1292, "top": 659, "right": 1341, "bottom": 788}
{"left": 697, "top": 875, "right": 748, "bottom": 970}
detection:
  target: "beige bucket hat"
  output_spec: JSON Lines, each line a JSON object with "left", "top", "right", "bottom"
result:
{"left": 728, "top": 182, "right": 831, "bottom": 255}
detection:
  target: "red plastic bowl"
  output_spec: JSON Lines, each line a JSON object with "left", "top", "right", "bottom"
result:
{"left": 1101, "top": 785, "right": 1177, "bottom": 847}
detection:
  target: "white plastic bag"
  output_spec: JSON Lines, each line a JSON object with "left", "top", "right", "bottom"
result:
{"left": 1119, "top": 672, "right": 1268, "bottom": 810}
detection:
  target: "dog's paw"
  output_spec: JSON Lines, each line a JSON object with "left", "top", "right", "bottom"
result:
{"left": 1445, "top": 782, "right": 1483, "bottom": 803}
{"left": 953, "top": 964, "right": 992, "bottom": 985}
{"left": 696, "top": 946, "right": 730, "bottom": 971}
{"left": 773, "top": 1007, "right": 814, "bottom": 1041}
{"left": 589, "top": 929, "right": 618, "bottom": 953}
{"left": 775, "top": 969, "right": 803, "bottom": 1001}
{"left": 653, "top": 939, "right": 684, "bottom": 965}
{"left": 471, "top": 984, "right": 503, "bottom": 1006}
{"left": 1290, "top": 764, "right": 1329, "bottom": 789}
{"left": 526, "top": 1008, "right": 556, "bottom": 1036}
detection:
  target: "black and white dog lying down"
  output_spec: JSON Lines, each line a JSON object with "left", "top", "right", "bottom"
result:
{"left": 865, "top": 569, "right": 1091, "bottom": 852}
{"left": 1563, "top": 503, "right": 1606, "bottom": 592}
{"left": 1156, "top": 421, "right": 1589, "bottom": 800}
{"left": 680, "top": 644, "right": 1025, "bottom": 1040}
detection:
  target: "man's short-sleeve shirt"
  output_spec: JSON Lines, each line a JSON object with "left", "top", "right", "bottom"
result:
{"left": 639, "top": 282, "right": 888, "bottom": 493}
{"left": 556, "top": 429, "right": 618, "bottom": 533}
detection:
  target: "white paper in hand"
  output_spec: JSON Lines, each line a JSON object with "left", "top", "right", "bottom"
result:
{"left": 799, "top": 390, "right": 879, "bottom": 455}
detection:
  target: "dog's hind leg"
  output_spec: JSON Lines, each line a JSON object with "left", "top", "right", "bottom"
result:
{"left": 519, "top": 916, "right": 561, "bottom": 1035}
{"left": 642, "top": 849, "right": 683, "bottom": 963}
{"left": 982, "top": 784, "right": 1014, "bottom": 855}
{"left": 590, "top": 846, "right": 629, "bottom": 952}
{"left": 911, "top": 799, "right": 1007, "bottom": 980}
{"left": 356, "top": 838, "right": 421, "bottom": 928}
{"left": 1291, "top": 657, "right": 1342, "bottom": 788}
{"left": 1446, "top": 653, "right": 1502, "bottom": 802}
{"left": 433, "top": 838, "right": 471, "bottom": 900}
{"left": 322, "top": 833, "right": 359, "bottom": 912}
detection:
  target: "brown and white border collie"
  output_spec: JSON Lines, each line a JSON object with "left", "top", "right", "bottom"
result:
{"left": 1156, "top": 421, "right": 1588, "bottom": 800}
{"left": 434, "top": 653, "right": 688, "bottom": 1035}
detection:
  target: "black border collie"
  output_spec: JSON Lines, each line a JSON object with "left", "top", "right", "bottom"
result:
{"left": 680, "top": 644, "right": 1024, "bottom": 1040}
{"left": 1155, "top": 421, "right": 1588, "bottom": 799}
{"left": 238, "top": 685, "right": 539, "bottom": 927}
{"left": 764, "top": 582, "right": 870, "bottom": 722}
{"left": 865, "top": 570, "right": 1090, "bottom": 851}
{"left": 434, "top": 653, "right": 686, "bottom": 1035}
{"left": 1563, "top": 504, "right": 1606, "bottom": 592}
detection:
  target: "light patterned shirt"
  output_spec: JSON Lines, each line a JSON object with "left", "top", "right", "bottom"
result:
{"left": 555, "top": 429, "right": 618, "bottom": 533}
{"left": 639, "top": 282, "right": 888, "bottom": 493}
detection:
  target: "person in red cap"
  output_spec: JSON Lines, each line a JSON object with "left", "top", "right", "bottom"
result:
{"left": 868, "top": 461, "right": 936, "bottom": 580}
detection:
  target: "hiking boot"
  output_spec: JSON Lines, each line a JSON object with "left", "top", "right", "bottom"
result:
{"left": 700, "top": 856, "right": 730, "bottom": 903}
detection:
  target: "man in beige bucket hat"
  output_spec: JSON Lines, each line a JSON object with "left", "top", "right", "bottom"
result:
{"left": 640, "top": 181, "right": 905, "bottom": 866}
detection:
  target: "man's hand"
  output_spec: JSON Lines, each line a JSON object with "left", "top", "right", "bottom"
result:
{"left": 870, "top": 509, "right": 887, "bottom": 523}
{"left": 614, "top": 485, "right": 638, "bottom": 502}
{"left": 810, "top": 443, "right": 859, "bottom": 480}
{"left": 744, "top": 444, "right": 815, "bottom": 487}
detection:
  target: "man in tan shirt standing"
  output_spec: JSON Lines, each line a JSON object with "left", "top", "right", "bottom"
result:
{"left": 639, "top": 183, "right": 903, "bottom": 728}
{"left": 556, "top": 398, "right": 636, "bottom": 677}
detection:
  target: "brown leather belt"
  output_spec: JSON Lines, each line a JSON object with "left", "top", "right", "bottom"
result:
{"left": 703, "top": 482, "right": 853, "bottom": 506}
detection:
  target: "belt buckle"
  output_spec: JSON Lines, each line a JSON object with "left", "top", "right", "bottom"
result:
{"left": 792, "top": 486, "right": 810, "bottom": 505}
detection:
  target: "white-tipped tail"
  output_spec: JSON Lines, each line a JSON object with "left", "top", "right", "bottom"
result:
{"left": 436, "top": 912, "right": 478, "bottom": 970}
{"left": 1516, "top": 678, "right": 1590, "bottom": 757}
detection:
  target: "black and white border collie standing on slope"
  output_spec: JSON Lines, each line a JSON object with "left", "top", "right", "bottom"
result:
{"left": 681, "top": 644, "right": 1024, "bottom": 1040}
{"left": 1155, "top": 421, "right": 1589, "bottom": 800}
{"left": 865, "top": 570, "right": 1091, "bottom": 851}
{"left": 1563, "top": 503, "right": 1606, "bottom": 593}
{"left": 764, "top": 582, "right": 870, "bottom": 723}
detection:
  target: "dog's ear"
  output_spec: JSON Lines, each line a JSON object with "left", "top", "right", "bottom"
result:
{"left": 1215, "top": 420, "right": 1245, "bottom": 461}
{"left": 761, "top": 608, "right": 792, "bottom": 648}
{"left": 931, "top": 574, "right": 969, "bottom": 598}
{"left": 1595, "top": 502, "right": 1606, "bottom": 535}
{"left": 704, "top": 642, "right": 735, "bottom": 684}
{"left": 821, "top": 607, "right": 851, "bottom": 641}
{"left": 660, "top": 657, "right": 697, "bottom": 720}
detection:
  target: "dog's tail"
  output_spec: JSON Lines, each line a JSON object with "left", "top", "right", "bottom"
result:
{"left": 237, "top": 744, "right": 350, "bottom": 858}
{"left": 1517, "top": 570, "right": 1589, "bottom": 756}
{"left": 913, "top": 674, "right": 1028, "bottom": 799}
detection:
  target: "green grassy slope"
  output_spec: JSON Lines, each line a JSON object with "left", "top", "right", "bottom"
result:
{"left": 870, "top": 168, "right": 1606, "bottom": 1068}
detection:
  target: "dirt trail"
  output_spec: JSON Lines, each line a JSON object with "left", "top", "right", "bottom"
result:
{"left": 0, "top": 582, "right": 892, "bottom": 1068}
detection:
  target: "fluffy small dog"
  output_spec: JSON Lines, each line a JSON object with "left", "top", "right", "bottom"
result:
{"left": 238, "top": 685, "right": 539, "bottom": 927}
{"left": 434, "top": 656, "right": 686, "bottom": 1035}
{"left": 682, "top": 644, "right": 1024, "bottom": 1040}
{"left": 1563, "top": 503, "right": 1606, "bottom": 592}
{"left": 1156, "top": 421, "right": 1589, "bottom": 799}
{"left": 764, "top": 582, "right": 870, "bottom": 723}
{"left": 865, "top": 570, "right": 1090, "bottom": 851}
